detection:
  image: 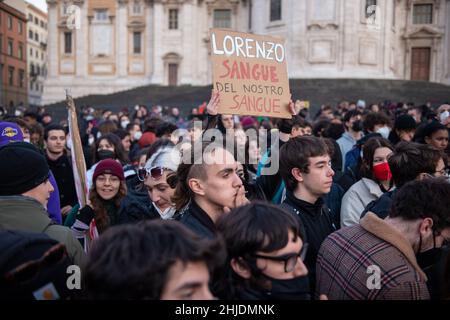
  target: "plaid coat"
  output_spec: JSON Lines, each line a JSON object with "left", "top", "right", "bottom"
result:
{"left": 316, "top": 213, "right": 430, "bottom": 300}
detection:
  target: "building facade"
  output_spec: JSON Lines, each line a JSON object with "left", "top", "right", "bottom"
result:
{"left": 42, "top": 0, "right": 450, "bottom": 105}
{"left": 26, "top": 3, "right": 48, "bottom": 107}
{"left": 0, "top": 0, "right": 28, "bottom": 109}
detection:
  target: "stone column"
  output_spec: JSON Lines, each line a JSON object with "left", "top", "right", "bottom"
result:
{"left": 46, "top": 0, "right": 58, "bottom": 78}
{"left": 152, "top": 2, "right": 164, "bottom": 83}
{"left": 117, "top": 0, "right": 128, "bottom": 77}
{"left": 145, "top": 0, "right": 153, "bottom": 77}
{"left": 76, "top": 0, "right": 88, "bottom": 77}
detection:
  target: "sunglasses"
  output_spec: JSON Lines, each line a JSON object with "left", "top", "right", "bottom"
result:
{"left": 251, "top": 243, "right": 309, "bottom": 273}
{"left": 3, "top": 243, "right": 67, "bottom": 284}
{"left": 137, "top": 166, "right": 169, "bottom": 182}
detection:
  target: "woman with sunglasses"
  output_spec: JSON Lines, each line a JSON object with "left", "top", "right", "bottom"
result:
{"left": 119, "top": 144, "right": 180, "bottom": 223}
{"left": 140, "top": 146, "right": 181, "bottom": 220}
{"left": 72, "top": 159, "right": 127, "bottom": 243}
{"left": 215, "top": 202, "right": 310, "bottom": 300}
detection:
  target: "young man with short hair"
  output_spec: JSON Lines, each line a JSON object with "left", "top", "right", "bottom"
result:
{"left": 83, "top": 220, "right": 224, "bottom": 299}
{"left": 279, "top": 136, "right": 336, "bottom": 295}
{"left": 0, "top": 142, "right": 85, "bottom": 266}
{"left": 174, "top": 142, "right": 248, "bottom": 239}
{"left": 44, "top": 124, "right": 78, "bottom": 220}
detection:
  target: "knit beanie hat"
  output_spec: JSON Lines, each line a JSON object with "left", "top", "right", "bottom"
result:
{"left": 0, "top": 122, "right": 24, "bottom": 147}
{"left": 93, "top": 159, "right": 125, "bottom": 182}
{"left": 0, "top": 142, "right": 50, "bottom": 195}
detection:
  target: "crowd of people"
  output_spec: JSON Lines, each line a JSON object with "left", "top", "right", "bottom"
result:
{"left": 0, "top": 94, "right": 449, "bottom": 300}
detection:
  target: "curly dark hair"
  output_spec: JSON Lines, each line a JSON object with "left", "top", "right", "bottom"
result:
{"left": 389, "top": 178, "right": 450, "bottom": 233}
{"left": 83, "top": 220, "right": 225, "bottom": 299}
{"left": 89, "top": 180, "right": 127, "bottom": 233}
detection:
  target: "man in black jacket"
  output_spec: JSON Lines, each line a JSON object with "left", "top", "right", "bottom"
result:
{"left": 279, "top": 136, "right": 336, "bottom": 295}
{"left": 44, "top": 124, "right": 78, "bottom": 222}
{"left": 175, "top": 142, "right": 248, "bottom": 239}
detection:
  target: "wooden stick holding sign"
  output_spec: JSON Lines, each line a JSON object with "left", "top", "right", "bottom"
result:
{"left": 210, "top": 29, "right": 292, "bottom": 119}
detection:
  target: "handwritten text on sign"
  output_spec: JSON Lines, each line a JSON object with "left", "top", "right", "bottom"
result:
{"left": 210, "top": 29, "right": 291, "bottom": 119}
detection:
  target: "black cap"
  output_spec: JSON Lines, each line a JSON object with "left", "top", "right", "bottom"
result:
{"left": 0, "top": 142, "right": 50, "bottom": 196}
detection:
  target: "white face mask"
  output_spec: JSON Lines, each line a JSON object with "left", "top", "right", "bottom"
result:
{"left": 376, "top": 126, "right": 391, "bottom": 139}
{"left": 121, "top": 120, "right": 130, "bottom": 129}
{"left": 440, "top": 111, "right": 449, "bottom": 123}
{"left": 134, "top": 131, "right": 142, "bottom": 141}
{"left": 88, "top": 136, "right": 95, "bottom": 146}
{"left": 23, "top": 138, "right": 30, "bottom": 143}
{"left": 153, "top": 203, "right": 176, "bottom": 220}
{"left": 66, "top": 139, "right": 73, "bottom": 150}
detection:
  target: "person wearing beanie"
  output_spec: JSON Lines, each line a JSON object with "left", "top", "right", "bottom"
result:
{"left": 0, "top": 122, "right": 63, "bottom": 225}
{"left": 0, "top": 142, "right": 85, "bottom": 266}
{"left": 72, "top": 159, "right": 127, "bottom": 240}
{"left": 388, "top": 114, "right": 417, "bottom": 145}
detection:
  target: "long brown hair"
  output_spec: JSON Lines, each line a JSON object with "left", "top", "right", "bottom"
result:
{"left": 89, "top": 180, "right": 127, "bottom": 233}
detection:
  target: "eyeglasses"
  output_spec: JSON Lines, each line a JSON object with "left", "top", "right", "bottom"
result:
{"left": 251, "top": 243, "right": 309, "bottom": 273}
{"left": 3, "top": 243, "right": 67, "bottom": 284}
{"left": 137, "top": 166, "right": 169, "bottom": 182}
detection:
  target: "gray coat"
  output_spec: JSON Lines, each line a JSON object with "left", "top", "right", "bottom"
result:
{"left": 0, "top": 195, "right": 85, "bottom": 266}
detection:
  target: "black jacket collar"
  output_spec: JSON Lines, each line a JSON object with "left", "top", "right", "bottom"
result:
{"left": 285, "top": 190, "right": 324, "bottom": 217}
{"left": 190, "top": 200, "right": 217, "bottom": 234}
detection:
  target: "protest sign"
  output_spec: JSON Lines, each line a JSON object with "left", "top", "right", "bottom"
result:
{"left": 210, "top": 29, "right": 291, "bottom": 119}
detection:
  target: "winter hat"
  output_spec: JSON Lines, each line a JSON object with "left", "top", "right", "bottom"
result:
{"left": 145, "top": 146, "right": 181, "bottom": 172}
{"left": 394, "top": 114, "right": 417, "bottom": 131}
{"left": 138, "top": 131, "right": 156, "bottom": 148}
{"left": 0, "top": 142, "right": 50, "bottom": 195}
{"left": 240, "top": 116, "right": 256, "bottom": 130}
{"left": 0, "top": 122, "right": 24, "bottom": 147}
{"left": 93, "top": 159, "right": 125, "bottom": 182}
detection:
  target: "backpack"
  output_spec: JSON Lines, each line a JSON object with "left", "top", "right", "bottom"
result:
{"left": 0, "top": 229, "right": 74, "bottom": 300}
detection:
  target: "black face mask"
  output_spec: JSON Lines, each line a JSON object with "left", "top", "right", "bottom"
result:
{"left": 97, "top": 149, "right": 115, "bottom": 161}
{"left": 261, "top": 273, "right": 311, "bottom": 300}
{"left": 416, "top": 247, "right": 443, "bottom": 272}
{"left": 351, "top": 120, "right": 363, "bottom": 132}
{"left": 416, "top": 233, "right": 443, "bottom": 272}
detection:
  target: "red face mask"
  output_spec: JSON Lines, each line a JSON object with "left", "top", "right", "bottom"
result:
{"left": 372, "top": 162, "right": 392, "bottom": 181}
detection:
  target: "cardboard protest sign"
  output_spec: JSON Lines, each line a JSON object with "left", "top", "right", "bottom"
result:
{"left": 210, "top": 29, "right": 291, "bottom": 119}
